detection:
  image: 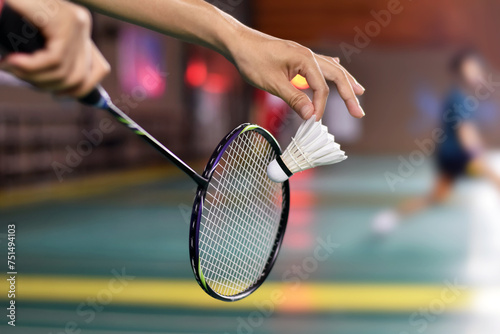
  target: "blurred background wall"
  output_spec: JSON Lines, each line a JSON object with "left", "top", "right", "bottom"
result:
{"left": 1, "top": 0, "right": 499, "bottom": 188}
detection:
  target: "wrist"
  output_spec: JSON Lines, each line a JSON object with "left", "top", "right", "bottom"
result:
{"left": 212, "top": 8, "right": 248, "bottom": 63}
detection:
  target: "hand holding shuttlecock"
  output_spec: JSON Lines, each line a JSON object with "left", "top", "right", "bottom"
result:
{"left": 267, "top": 116, "right": 347, "bottom": 183}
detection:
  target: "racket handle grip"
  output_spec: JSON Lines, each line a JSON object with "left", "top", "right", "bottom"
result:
{"left": 0, "top": 3, "right": 110, "bottom": 109}
{"left": 0, "top": 4, "right": 45, "bottom": 54}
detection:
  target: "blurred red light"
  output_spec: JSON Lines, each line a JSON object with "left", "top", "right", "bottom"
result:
{"left": 137, "top": 65, "right": 166, "bottom": 98}
{"left": 185, "top": 59, "right": 208, "bottom": 87}
{"left": 291, "top": 74, "right": 309, "bottom": 90}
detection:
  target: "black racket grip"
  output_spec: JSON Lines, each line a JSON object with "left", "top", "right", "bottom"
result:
{"left": 0, "top": 4, "right": 109, "bottom": 108}
{"left": 0, "top": 4, "right": 45, "bottom": 54}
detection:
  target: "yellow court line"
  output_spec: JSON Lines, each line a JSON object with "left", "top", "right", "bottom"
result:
{"left": 0, "top": 165, "right": 186, "bottom": 209}
{"left": 1, "top": 276, "right": 472, "bottom": 312}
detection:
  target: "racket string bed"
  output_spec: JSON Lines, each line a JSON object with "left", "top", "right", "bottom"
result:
{"left": 204, "top": 134, "right": 282, "bottom": 295}
{"left": 202, "top": 153, "right": 234, "bottom": 282}
{"left": 202, "top": 184, "right": 257, "bottom": 291}
{"left": 202, "top": 137, "right": 275, "bottom": 293}
{"left": 243, "top": 136, "right": 283, "bottom": 273}
{"left": 199, "top": 232, "right": 258, "bottom": 283}
{"left": 202, "top": 163, "right": 257, "bottom": 291}
{"left": 225, "top": 136, "right": 279, "bottom": 289}
{"left": 199, "top": 131, "right": 284, "bottom": 296}
{"left": 199, "top": 212, "right": 265, "bottom": 268}
{"left": 218, "top": 155, "right": 283, "bottom": 213}
{"left": 210, "top": 165, "right": 278, "bottom": 242}
{"left": 202, "top": 148, "right": 266, "bottom": 292}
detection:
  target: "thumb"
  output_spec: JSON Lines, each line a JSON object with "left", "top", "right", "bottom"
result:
{"left": 277, "top": 81, "right": 315, "bottom": 120}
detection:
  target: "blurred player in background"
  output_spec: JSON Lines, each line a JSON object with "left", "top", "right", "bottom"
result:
{"left": 373, "top": 49, "right": 500, "bottom": 234}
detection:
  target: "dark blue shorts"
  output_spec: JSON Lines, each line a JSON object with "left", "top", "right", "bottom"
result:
{"left": 435, "top": 149, "right": 472, "bottom": 179}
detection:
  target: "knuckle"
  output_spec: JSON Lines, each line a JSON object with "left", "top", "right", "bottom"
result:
{"left": 101, "top": 61, "right": 111, "bottom": 77}
{"left": 284, "top": 40, "right": 301, "bottom": 49}
{"left": 331, "top": 67, "right": 347, "bottom": 81}
{"left": 51, "top": 68, "right": 67, "bottom": 83}
{"left": 288, "top": 92, "right": 305, "bottom": 109}
{"left": 47, "top": 57, "right": 62, "bottom": 69}
{"left": 299, "top": 47, "right": 314, "bottom": 59}
{"left": 63, "top": 72, "right": 83, "bottom": 88}
{"left": 47, "top": 50, "right": 65, "bottom": 68}
{"left": 285, "top": 40, "right": 313, "bottom": 56}
{"left": 341, "top": 70, "right": 351, "bottom": 84}
{"left": 72, "top": 7, "right": 92, "bottom": 28}
{"left": 318, "top": 85, "right": 329, "bottom": 98}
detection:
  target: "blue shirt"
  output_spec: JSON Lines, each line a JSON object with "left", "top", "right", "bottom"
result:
{"left": 436, "top": 87, "right": 475, "bottom": 166}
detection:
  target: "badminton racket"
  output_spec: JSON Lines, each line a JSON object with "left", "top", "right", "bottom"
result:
{"left": 0, "top": 4, "right": 290, "bottom": 302}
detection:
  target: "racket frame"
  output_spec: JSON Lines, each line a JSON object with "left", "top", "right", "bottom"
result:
{"left": 189, "top": 124, "right": 290, "bottom": 302}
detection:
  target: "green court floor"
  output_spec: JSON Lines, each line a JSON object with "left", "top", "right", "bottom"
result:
{"left": 1, "top": 156, "right": 499, "bottom": 334}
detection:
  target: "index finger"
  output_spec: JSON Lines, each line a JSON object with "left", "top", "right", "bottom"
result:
{"left": 316, "top": 58, "right": 365, "bottom": 118}
{"left": 300, "top": 54, "right": 330, "bottom": 119}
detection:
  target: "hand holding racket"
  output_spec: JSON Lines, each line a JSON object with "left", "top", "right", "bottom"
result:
{"left": 0, "top": 0, "right": 109, "bottom": 97}
{"left": 0, "top": 4, "right": 290, "bottom": 301}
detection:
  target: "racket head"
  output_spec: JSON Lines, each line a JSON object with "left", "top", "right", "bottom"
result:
{"left": 189, "top": 124, "right": 290, "bottom": 302}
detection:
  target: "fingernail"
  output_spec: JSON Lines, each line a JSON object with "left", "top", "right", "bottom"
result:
{"left": 348, "top": 98, "right": 365, "bottom": 118}
{"left": 356, "top": 98, "right": 365, "bottom": 116}
{"left": 300, "top": 104, "right": 314, "bottom": 119}
{"left": 357, "top": 82, "right": 365, "bottom": 91}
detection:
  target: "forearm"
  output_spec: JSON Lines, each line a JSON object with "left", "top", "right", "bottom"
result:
{"left": 3, "top": 0, "right": 365, "bottom": 118}
{"left": 73, "top": 0, "right": 243, "bottom": 61}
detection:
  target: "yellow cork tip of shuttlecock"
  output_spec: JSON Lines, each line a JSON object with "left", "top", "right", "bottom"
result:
{"left": 267, "top": 116, "right": 347, "bottom": 183}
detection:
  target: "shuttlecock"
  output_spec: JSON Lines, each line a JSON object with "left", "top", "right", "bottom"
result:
{"left": 267, "top": 116, "right": 347, "bottom": 183}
